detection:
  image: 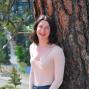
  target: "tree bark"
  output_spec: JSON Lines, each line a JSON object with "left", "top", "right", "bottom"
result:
{"left": 33, "top": 0, "right": 89, "bottom": 89}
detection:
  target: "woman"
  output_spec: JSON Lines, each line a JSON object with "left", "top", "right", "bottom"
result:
{"left": 29, "top": 15, "right": 65, "bottom": 89}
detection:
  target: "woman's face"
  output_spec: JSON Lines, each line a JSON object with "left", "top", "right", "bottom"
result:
{"left": 36, "top": 20, "right": 50, "bottom": 41}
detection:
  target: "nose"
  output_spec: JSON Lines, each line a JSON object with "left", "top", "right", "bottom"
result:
{"left": 40, "top": 27, "right": 45, "bottom": 33}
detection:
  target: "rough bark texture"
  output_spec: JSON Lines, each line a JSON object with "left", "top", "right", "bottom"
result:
{"left": 33, "top": 0, "right": 89, "bottom": 89}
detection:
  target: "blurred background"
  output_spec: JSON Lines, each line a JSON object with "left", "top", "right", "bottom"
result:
{"left": 0, "top": 0, "right": 34, "bottom": 89}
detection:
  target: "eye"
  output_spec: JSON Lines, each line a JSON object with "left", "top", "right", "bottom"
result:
{"left": 38, "top": 25, "right": 43, "bottom": 28}
{"left": 45, "top": 26, "right": 50, "bottom": 30}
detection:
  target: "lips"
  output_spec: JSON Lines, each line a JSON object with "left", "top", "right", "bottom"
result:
{"left": 39, "top": 33, "right": 46, "bottom": 36}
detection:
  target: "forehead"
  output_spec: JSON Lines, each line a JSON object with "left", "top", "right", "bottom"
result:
{"left": 38, "top": 20, "right": 50, "bottom": 26}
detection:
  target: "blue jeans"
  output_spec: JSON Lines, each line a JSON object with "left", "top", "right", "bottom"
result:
{"left": 33, "top": 85, "right": 51, "bottom": 89}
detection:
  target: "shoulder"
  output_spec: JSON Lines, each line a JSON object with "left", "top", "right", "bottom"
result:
{"left": 51, "top": 44, "right": 64, "bottom": 57}
{"left": 29, "top": 42, "right": 37, "bottom": 54}
{"left": 53, "top": 44, "right": 63, "bottom": 52}
{"left": 29, "top": 42, "right": 37, "bottom": 50}
{"left": 52, "top": 44, "right": 65, "bottom": 62}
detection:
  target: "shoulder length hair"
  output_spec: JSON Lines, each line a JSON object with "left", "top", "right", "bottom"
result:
{"left": 31, "top": 15, "right": 58, "bottom": 45}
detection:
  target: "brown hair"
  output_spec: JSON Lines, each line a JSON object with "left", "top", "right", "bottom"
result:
{"left": 31, "top": 15, "right": 58, "bottom": 45}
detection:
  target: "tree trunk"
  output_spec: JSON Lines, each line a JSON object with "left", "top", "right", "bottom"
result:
{"left": 33, "top": 0, "right": 89, "bottom": 89}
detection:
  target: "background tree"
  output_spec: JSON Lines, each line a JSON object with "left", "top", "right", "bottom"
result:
{"left": 33, "top": 0, "right": 89, "bottom": 89}
{"left": 0, "top": 0, "right": 34, "bottom": 66}
{"left": 15, "top": 44, "right": 30, "bottom": 65}
{"left": 8, "top": 67, "right": 21, "bottom": 88}
{"left": 0, "top": 67, "right": 21, "bottom": 89}
{"left": 0, "top": 31, "right": 10, "bottom": 65}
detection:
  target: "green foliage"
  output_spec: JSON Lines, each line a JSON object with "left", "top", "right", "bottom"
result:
{"left": 15, "top": 44, "right": 30, "bottom": 65}
{"left": 15, "top": 45, "right": 26, "bottom": 61}
{"left": 0, "top": 0, "right": 9, "bottom": 13}
{"left": 0, "top": 67, "right": 21, "bottom": 89}
{"left": 0, "top": 32, "right": 10, "bottom": 65}
{"left": 0, "top": 32, "right": 7, "bottom": 47}
{"left": 0, "top": 0, "right": 33, "bottom": 66}
{"left": 27, "top": 23, "right": 34, "bottom": 32}
{"left": 8, "top": 67, "right": 21, "bottom": 88}
{"left": 0, "top": 50, "right": 6, "bottom": 63}
{"left": 18, "top": 62, "right": 27, "bottom": 73}
{"left": 0, "top": 0, "right": 34, "bottom": 35}
{"left": 3, "top": 20, "right": 16, "bottom": 35}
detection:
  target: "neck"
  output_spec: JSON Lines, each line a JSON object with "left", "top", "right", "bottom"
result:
{"left": 38, "top": 40, "right": 49, "bottom": 47}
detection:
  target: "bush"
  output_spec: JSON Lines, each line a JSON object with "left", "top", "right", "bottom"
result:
{"left": 0, "top": 32, "right": 10, "bottom": 65}
{"left": 0, "top": 67, "right": 21, "bottom": 89}
{"left": 15, "top": 44, "right": 30, "bottom": 65}
{"left": 8, "top": 67, "right": 21, "bottom": 88}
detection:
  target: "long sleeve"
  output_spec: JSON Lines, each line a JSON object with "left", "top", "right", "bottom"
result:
{"left": 29, "top": 43, "right": 34, "bottom": 89}
{"left": 49, "top": 47, "right": 65, "bottom": 89}
{"left": 29, "top": 66, "right": 34, "bottom": 89}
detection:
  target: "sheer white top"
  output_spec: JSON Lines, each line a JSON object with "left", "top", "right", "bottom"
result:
{"left": 29, "top": 43, "right": 65, "bottom": 89}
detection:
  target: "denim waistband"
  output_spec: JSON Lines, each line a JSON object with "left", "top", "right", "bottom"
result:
{"left": 33, "top": 85, "right": 51, "bottom": 89}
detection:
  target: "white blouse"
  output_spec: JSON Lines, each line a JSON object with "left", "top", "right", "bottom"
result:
{"left": 29, "top": 43, "right": 65, "bottom": 89}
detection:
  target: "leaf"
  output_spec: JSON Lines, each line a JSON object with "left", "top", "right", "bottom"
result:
{"left": 3, "top": 20, "right": 16, "bottom": 35}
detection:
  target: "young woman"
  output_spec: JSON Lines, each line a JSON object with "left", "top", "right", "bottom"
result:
{"left": 29, "top": 15, "right": 65, "bottom": 89}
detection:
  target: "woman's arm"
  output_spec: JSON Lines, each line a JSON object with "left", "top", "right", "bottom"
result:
{"left": 29, "top": 66, "right": 34, "bottom": 89}
{"left": 29, "top": 43, "right": 34, "bottom": 89}
{"left": 49, "top": 47, "right": 65, "bottom": 89}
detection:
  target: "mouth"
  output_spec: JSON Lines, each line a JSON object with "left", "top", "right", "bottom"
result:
{"left": 39, "top": 33, "right": 46, "bottom": 36}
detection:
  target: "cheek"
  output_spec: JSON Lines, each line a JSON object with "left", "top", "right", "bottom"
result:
{"left": 36, "top": 28, "right": 40, "bottom": 34}
{"left": 47, "top": 29, "right": 50, "bottom": 35}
